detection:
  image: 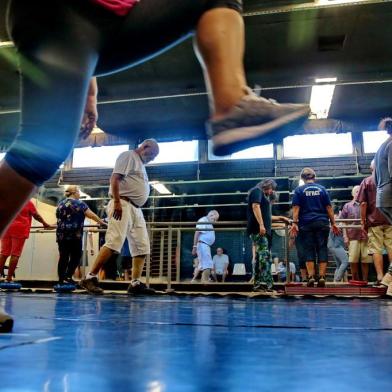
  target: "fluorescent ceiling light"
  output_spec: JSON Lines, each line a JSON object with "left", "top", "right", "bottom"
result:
{"left": 309, "top": 77, "right": 337, "bottom": 119}
{"left": 150, "top": 182, "right": 171, "bottom": 195}
{"left": 315, "top": 77, "right": 337, "bottom": 83}
{"left": 316, "top": 0, "right": 364, "bottom": 5}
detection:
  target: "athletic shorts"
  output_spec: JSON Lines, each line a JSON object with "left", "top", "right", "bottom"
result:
{"left": 0, "top": 236, "right": 27, "bottom": 257}
{"left": 104, "top": 199, "right": 150, "bottom": 256}
{"left": 367, "top": 225, "right": 392, "bottom": 255}
{"left": 348, "top": 240, "right": 372, "bottom": 263}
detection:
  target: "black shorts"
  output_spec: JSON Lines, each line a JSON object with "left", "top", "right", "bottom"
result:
{"left": 299, "top": 220, "right": 330, "bottom": 263}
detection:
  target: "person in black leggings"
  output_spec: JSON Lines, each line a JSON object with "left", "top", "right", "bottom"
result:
{"left": 56, "top": 185, "right": 105, "bottom": 285}
{"left": 0, "top": 0, "right": 309, "bottom": 237}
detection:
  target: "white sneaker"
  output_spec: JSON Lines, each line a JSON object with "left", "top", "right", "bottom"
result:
{"left": 387, "top": 283, "right": 392, "bottom": 297}
{"left": 381, "top": 272, "right": 392, "bottom": 287}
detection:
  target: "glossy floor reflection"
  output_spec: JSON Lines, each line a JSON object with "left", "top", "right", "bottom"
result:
{"left": 0, "top": 293, "right": 391, "bottom": 392}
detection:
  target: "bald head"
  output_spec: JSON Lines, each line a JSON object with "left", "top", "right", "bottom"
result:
{"left": 136, "top": 139, "right": 159, "bottom": 164}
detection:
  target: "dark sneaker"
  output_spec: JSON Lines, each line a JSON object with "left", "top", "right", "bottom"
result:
{"left": 127, "top": 281, "right": 156, "bottom": 295}
{"left": 307, "top": 276, "right": 315, "bottom": 287}
{"left": 79, "top": 277, "right": 103, "bottom": 295}
{"left": 207, "top": 87, "right": 311, "bottom": 156}
{"left": 253, "top": 283, "right": 274, "bottom": 293}
{"left": 317, "top": 276, "right": 326, "bottom": 288}
{"left": 65, "top": 277, "right": 78, "bottom": 286}
{"left": 0, "top": 310, "right": 13, "bottom": 333}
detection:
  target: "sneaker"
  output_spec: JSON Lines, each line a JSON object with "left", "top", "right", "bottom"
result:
{"left": 253, "top": 283, "right": 274, "bottom": 293}
{"left": 127, "top": 281, "right": 156, "bottom": 295}
{"left": 381, "top": 272, "right": 392, "bottom": 287}
{"left": 79, "top": 277, "right": 103, "bottom": 295}
{"left": 65, "top": 277, "right": 78, "bottom": 286}
{"left": 307, "top": 276, "right": 315, "bottom": 287}
{"left": 317, "top": 276, "right": 326, "bottom": 288}
{"left": 207, "top": 87, "right": 311, "bottom": 156}
{"left": 387, "top": 283, "right": 392, "bottom": 297}
{"left": 0, "top": 310, "right": 13, "bottom": 333}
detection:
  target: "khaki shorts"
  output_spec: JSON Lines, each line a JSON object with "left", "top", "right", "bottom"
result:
{"left": 367, "top": 225, "right": 392, "bottom": 255}
{"left": 104, "top": 199, "right": 150, "bottom": 256}
{"left": 348, "top": 240, "right": 372, "bottom": 263}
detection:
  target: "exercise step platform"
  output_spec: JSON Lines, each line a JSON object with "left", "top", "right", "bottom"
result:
{"left": 285, "top": 283, "right": 387, "bottom": 297}
{"left": 53, "top": 283, "right": 77, "bottom": 293}
{"left": 0, "top": 282, "right": 22, "bottom": 291}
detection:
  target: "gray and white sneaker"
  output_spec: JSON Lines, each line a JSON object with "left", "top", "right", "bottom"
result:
{"left": 80, "top": 277, "right": 104, "bottom": 295}
{"left": 207, "top": 87, "right": 311, "bottom": 156}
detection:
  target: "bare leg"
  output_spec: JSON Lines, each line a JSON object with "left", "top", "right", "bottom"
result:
{"left": 201, "top": 268, "right": 211, "bottom": 283}
{"left": 306, "top": 261, "right": 315, "bottom": 277}
{"left": 319, "top": 262, "right": 328, "bottom": 277}
{"left": 192, "top": 267, "right": 200, "bottom": 280}
{"left": 0, "top": 162, "right": 37, "bottom": 237}
{"left": 89, "top": 246, "right": 115, "bottom": 275}
{"left": 373, "top": 254, "right": 384, "bottom": 282}
{"left": 361, "top": 263, "right": 369, "bottom": 282}
{"left": 195, "top": 8, "right": 247, "bottom": 119}
{"left": 0, "top": 255, "right": 8, "bottom": 276}
{"left": 350, "top": 263, "right": 360, "bottom": 281}
{"left": 131, "top": 256, "right": 146, "bottom": 280}
{"left": 73, "top": 266, "right": 82, "bottom": 279}
{"left": 98, "top": 269, "right": 106, "bottom": 280}
{"left": 6, "top": 256, "right": 19, "bottom": 282}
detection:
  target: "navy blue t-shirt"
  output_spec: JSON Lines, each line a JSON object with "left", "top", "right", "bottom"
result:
{"left": 247, "top": 187, "right": 272, "bottom": 235}
{"left": 292, "top": 183, "right": 331, "bottom": 227}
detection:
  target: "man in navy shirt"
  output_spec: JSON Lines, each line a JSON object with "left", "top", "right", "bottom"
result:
{"left": 291, "top": 168, "right": 339, "bottom": 287}
{"left": 247, "top": 179, "right": 290, "bottom": 291}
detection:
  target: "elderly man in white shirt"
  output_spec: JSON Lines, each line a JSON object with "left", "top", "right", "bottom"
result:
{"left": 81, "top": 139, "right": 159, "bottom": 294}
{"left": 192, "top": 210, "right": 219, "bottom": 283}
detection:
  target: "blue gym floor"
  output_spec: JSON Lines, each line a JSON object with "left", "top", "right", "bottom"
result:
{"left": 1, "top": 293, "right": 391, "bottom": 392}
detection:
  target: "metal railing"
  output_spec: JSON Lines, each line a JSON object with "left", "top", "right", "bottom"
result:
{"left": 27, "top": 218, "right": 362, "bottom": 289}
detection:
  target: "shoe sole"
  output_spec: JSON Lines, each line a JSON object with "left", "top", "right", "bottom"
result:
{"left": 212, "top": 106, "right": 310, "bottom": 156}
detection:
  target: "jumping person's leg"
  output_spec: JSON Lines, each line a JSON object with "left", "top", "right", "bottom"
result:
{"left": 96, "top": 0, "right": 309, "bottom": 155}
{"left": 1, "top": 0, "right": 100, "bottom": 236}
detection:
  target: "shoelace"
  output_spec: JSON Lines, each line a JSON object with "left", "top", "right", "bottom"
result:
{"left": 241, "top": 86, "right": 279, "bottom": 105}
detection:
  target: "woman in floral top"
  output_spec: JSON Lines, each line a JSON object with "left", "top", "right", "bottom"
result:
{"left": 56, "top": 186, "right": 105, "bottom": 285}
